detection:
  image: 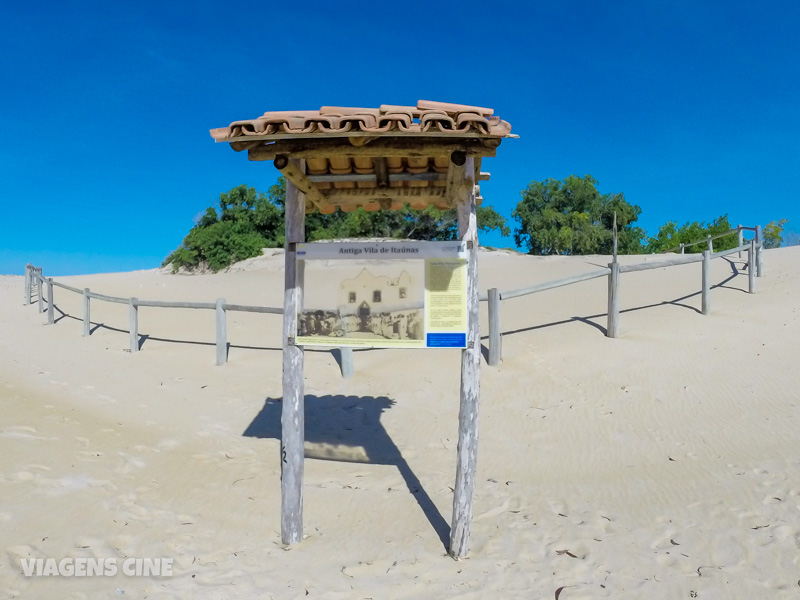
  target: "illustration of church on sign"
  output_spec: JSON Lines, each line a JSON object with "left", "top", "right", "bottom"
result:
{"left": 337, "top": 268, "right": 421, "bottom": 333}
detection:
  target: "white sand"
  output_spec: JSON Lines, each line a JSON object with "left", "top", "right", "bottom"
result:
{"left": 1, "top": 247, "right": 799, "bottom": 599}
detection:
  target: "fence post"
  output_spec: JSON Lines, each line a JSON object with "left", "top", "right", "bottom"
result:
{"left": 339, "top": 348, "right": 354, "bottom": 378}
{"left": 706, "top": 235, "right": 713, "bottom": 253}
{"left": 488, "top": 288, "right": 501, "bottom": 365}
{"left": 755, "top": 225, "right": 764, "bottom": 277}
{"left": 216, "top": 298, "right": 227, "bottom": 366}
{"left": 679, "top": 243, "right": 684, "bottom": 254}
{"left": 129, "top": 297, "right": 139, "bottom": 353}
{"left": 748, "top": 241, "right": 756, "bottom": 294}
{"left": 83, "top": 288, "right": 91, "bottom": 337}
{"left": 37, "top": 271, "right": 44, "bottom": 314}
{"left": 701, "top": 250, "right": 711, "bottom": 315}
{"left": 607, "top": 262, "right": 620, "bottom": 338}
{"left": 24, "top": 264, "right": 32, "bottom": 305}
{"left": 46, "top": 278, "right": 55, "bottom": 325}
{"left": 737, "top": 225, "right": 743, "bottom": 258}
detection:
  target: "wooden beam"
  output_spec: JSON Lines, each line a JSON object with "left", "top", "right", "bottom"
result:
{"left": 606, "top": 263, "right": 620, "bottom": 338}
{"left": 82, "top": 288, "right": 90, "bottom": 337}
{"left": 274, "top": 156, "right": 326, "bottom": 212}
{"left": 444, "top": 151, "right": 468, "bottom": 208}
{"left": 129, "top": 297, "right": 139, "bottom": 352}
{"left": 321, "top": 187, "right": 446, "bottom": 205}
{"left": 488, "top": 288, "right": 501, "bottom": 366}
{"left": 307, "top": 172, "right": 445, "bottom": 183}
{"left": 374, "top": 157, "right": 389, "bottom": 188}
{"left": 281, "top": 178, "right": 306, "bottom": 545}
{"left": 46, "top": 278, "right": 54, "bottom": 325}
{"left": 230, "top": 140, "right": 265, "bottom": 152}
{"left": 249, "top": 139, "right": 497, "bottom": 161}
{"left": 216, "top": 298, "right": 227, "bottom": 366}
{"left": 701, "top": 251, "right": 711, "bottom": 315}
{"left": 450, "top": 156, "right": 481, "bottom": 559}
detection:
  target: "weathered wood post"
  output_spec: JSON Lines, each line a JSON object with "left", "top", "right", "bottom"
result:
{"left": 606, "top": 262, "right": 620, "bottom": 338}
{"left": 37, "top": 270, "right": 44, "bottom": 314}
{"left": 24, "top": 264, "right": 32, "bottom": 305}
{"left": 129, "top": 297, "right": 139, "bottom": 353}
{"left": 46, "top": 278, "right": 55, "bottom": 325}
{"left": 277, "top": 157, "right": 306, "bottom": 546}
{"left": 737, "top": 225, "right": 743, "bottom": 258}
{"left": 755, "top": 225, "right": 764, "bottom": 277}
{"left": 487, "top": 288, "right": 501, "bottom": 366}
{"left": 701, "top": 250, "right": 711, "bottom": 315}
{"left": 450, "top": 152, "right": 481, "bottom": 558}
{"left": 82, "top": 288, "right": 91, "bottom": 337}
{"left": 706, "top": 235, "right": 713, "bottom": 253}
{"left": 748, "top": 241, "right": 756, "bottom": 294}
{"left": 216, "top": 298, "right": 227, "bottom": 366}
{"left": 339, "top": 348, "right": 354, "bottom": 378}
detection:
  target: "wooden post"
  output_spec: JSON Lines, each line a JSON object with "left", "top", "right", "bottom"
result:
{"left": 129, "top": 297, "right": 139, "bottom": 353}
{"left": 606, "top": 262, "right": 620, "bottom": 338}
{"left": 706, "top": 235, "right": 713, "bottom": 253}
{"left": 37, "top": 271, "right": 44, "bottom": 314}
{"left": 24, "top": 264, "right": 32, "bottom": 305}
{"left": 748, "top": 241, "right": 756, "bottom": 294}
{"left": 450, "top": 153, "right": 481, "bottom": 559}
{"left": 488, "top": 288, "right": 501, "bottom": 366}
{"left": 737, "top": 225, "right": 743, "bottom": 258}
{"left": 82, "top": 288, "right": 91, "bottom": 337}
{"left": 46, "top": 278, "right": 55, "bottom": 325}
{"left": 679, "top": 243, "right": 685, "bottom": 255}
{"left": 216, "top": 298, "right": 227, "bottom": 366}
{"left": 755, "top": 225, "right": 764, "bottom": 277}
{"left": 701, "top": 250, "right": 711, "bottom": 315}
{"left": 339, "top": 348, "right": 354, "bottom": 378}
{"left": 280, "top": 166, "right": 306, "bottom": 546}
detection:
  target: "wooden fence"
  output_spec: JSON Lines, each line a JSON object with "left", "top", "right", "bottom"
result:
{"left": 23, "top": 226, "right": 764, "bottom": 372}
{"left": 482, "top": 225, "right": 764, "bottom": 365}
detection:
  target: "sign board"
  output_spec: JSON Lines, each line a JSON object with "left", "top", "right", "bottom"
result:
{"left": 295, "top": 241, "right": 468, "bottom": 348}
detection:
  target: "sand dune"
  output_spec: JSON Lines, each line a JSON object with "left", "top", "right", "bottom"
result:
{"left": 1, "top": 247, "right": 799, "bottom": 599}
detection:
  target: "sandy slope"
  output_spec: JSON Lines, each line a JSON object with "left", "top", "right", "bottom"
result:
{"left": 1, "top": 247, "right": 799, "bottom": 599}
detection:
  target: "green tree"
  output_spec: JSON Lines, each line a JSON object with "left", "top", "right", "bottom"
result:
{"left": 164, "top": 185, "right": 283, "bottom": 272}
{"left": 645, "top": 214, "right": 739, "bottom": 253}
{"left": 763, "top": 219, "right": 789, "bottom": 249}
{"left": 164, "top": 179, "right": 510, "bottom": 272}
{"left": 512, "top": 175, "right": 645, "bottom": 255}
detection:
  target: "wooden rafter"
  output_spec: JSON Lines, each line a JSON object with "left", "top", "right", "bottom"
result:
{"left": 248, "top": 139, "right": 497, "bottom": 161}
{"left": 273, "top": 156, "right": 327, "bottom": 212}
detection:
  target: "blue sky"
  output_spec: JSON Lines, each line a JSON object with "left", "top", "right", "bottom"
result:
{"left": 2, "top": 1, "right": 798, "bottom": 275}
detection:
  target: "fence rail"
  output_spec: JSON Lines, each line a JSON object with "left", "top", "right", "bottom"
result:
{"left": 24, "top": 268, "right": 284, "bottom": 368}
{"left": 482, "top": 225, "right": 764, "bottom": 365}
{"left": 23, "top": 225, "right": 766, "bottom": 373}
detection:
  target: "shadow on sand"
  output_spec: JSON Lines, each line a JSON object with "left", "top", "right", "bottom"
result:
{"left": 243, "top": 394, "right": 451, "bottom": 550}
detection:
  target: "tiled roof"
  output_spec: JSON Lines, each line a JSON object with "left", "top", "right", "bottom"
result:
{"left": 210, "top": 101, "right": 513, "bottom": 213}
{"left": 210, "top": 100, "right": 512, "bottom": 141}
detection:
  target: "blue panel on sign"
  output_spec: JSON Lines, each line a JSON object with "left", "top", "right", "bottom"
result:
{"left": 426, "top": 333, "right": 466, "bottom": 348}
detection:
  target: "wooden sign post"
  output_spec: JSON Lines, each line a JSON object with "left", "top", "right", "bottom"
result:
{"left": 211, "top": 101, "right": 512, "bottom": 557}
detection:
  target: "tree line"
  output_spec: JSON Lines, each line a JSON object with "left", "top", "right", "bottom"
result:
{"left": 164, "top": 175, "right": 788, "bottom": 272}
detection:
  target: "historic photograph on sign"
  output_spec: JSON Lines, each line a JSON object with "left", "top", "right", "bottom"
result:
{"left": 297, "top": 261, "right": 426, "bottom": 348}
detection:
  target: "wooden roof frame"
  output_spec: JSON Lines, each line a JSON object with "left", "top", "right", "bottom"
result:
{"left": 224, "top": 135, "right": 503, "bottom": 214}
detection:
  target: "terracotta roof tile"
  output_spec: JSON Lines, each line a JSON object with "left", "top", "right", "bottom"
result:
{"left": 210, "top": 100, "right": 511, "bottom": 141}
{"left": 211, "top": 100, "right": 513, "bottom": 213}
